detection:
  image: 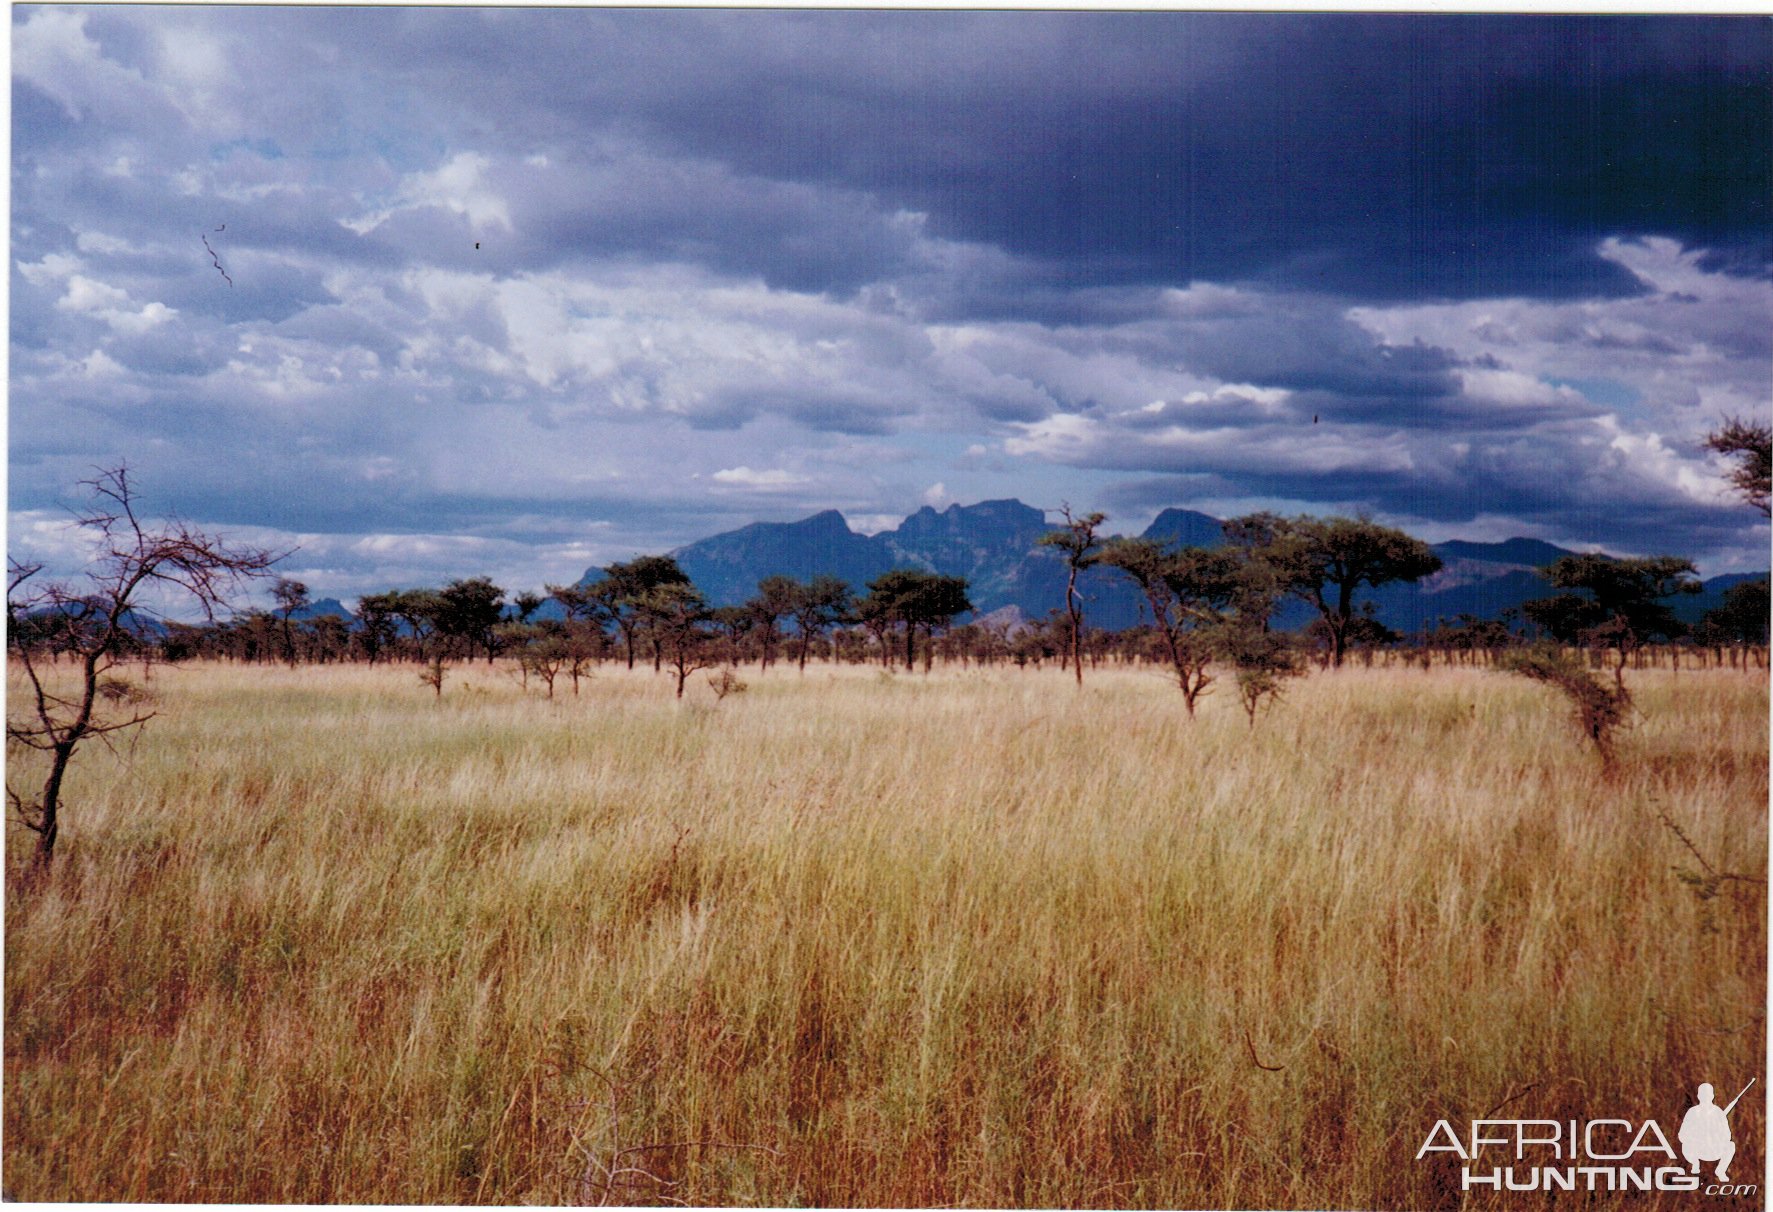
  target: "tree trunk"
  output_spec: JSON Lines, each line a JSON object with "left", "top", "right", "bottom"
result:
{"left": 1331, "top": 582, "right": 1354, "bottom": 668}
{"left": 1063, "top": 567, "right": 1077, "bottom": 687}
{"left": 32, "top": 742, "right": 74, "bottom": 869}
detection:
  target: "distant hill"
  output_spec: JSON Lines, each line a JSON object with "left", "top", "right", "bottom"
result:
{"left": 291, "top": 597, "right": 353, "bottom": 621}
{"left": 577, "top": 500, "right": 1763, "bottom": 636}
{"left": 1142, "top": 508, "right": 1225, "bottom": 550}
{"left": 661, "top": 510, "right": 887, "bottom": 606}
{"left": 599, "top": 499, "right": 1219, "bottom": 630}
{"left": 1672, "top": 572, "right": 1768, "bottom": 627}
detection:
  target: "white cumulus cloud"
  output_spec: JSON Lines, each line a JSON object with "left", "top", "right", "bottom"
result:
{"left": 711, "top": 466, "right": 809, "bottom": 488}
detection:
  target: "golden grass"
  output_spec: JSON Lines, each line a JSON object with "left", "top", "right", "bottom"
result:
{"left": 5, "top": 658, "right": 1766, "bottom": 1207}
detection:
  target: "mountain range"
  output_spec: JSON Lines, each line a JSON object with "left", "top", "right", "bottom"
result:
{"left": 583, "top": 499, "right": 1762, "bottom": 635}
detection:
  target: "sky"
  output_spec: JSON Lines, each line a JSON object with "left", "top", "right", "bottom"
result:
{"left": 9, "top": 8, "right": 1771, "bottom": 608}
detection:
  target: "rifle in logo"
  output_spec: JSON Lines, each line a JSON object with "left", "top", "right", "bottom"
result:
{"left": 1680, "top": 1079, "right": 1754, "bottom": 1183}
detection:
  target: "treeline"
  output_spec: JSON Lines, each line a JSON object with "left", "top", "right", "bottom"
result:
{"left": 15, "top": 453, "right": 1765, "bottom": 870}
{"left": 15, "top": 511, "right": 1763, "bottom": 708}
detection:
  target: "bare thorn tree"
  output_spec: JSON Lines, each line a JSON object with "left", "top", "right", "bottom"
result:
{"left": 6, "top": 467, "right": 280, "bottom": 871}
{"left": 1037, "top": 504, "right": 1106, "bottom": 686}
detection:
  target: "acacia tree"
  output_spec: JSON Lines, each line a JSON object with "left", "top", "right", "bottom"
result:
{"left": 854, "top": 592, "right": 897, "bottom": 668}
{"left": 1499, "top": 645, "right": 1632, "bottom": 773}
{"left": 510, "top": 590, "right": 546, "bottom": 624}
{"left": 513, "top": 622, "right": 573, "bottom": 698}
{"left": 1189, "top": 515, "right": 1307, "bottom": 723}
{"left": 1524, "top": 554, "right": 1700, "bottom": 692}
{"left": 436, "top": 576, "right": 505, "bottom": 663}
{"left": 546, "top": 582, "right": 612, "bottom": 688}
{"left": 709, "top": 605, "right": 756, "bottom": 665}
{"left": 863, "top": 570, "right": 972, "bottom": 672}
{"left": 547, "top": 580, "right": 612, "bottom": 638}
{"left": 1698, "top": 578, "right": 1770, "bottom": 649}
{"left": 1705, "top": 417, "right": 1771, "bottom": 516}
{"left": 1231, "top": 513, "right": 1441, "bottom": 668}
{"left": 747, "top": 575, "right": 801, "bottom": 670}
{"left": 1099, "top": 538, "right": 1241, "bottom": 714}
{"left": 389, "top": 589, "right": 445, "bottom": 659}
{"left": 6, "top": 467, "right": 278, "bottom": 870}
{"left": 592, "top": 556, "right": 692, "bottom": 670}
{"left": 1222, "top": 624, "right": 1304, "bottom": 727}
{"left": 307, "top": 614, "right": 350, "bottom": 663}
{"left": 353, "top": 592, "right": 401, "bottom": 664}
{"left": 272, "top": 577, "right": 309, "bottom": 667}
{"left": 646, "top": 582, "right": 716, "bottom": 697}
{"left": 790, "top": 575, "right": 853, "bottom": 671}
{"left": 1220, "top": 537, "right": 1303, "bottom": 725}
{"left": 1038, "top": 506, "right": 1107, "bottom": 687}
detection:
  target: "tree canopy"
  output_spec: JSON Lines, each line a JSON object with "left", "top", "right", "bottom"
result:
{"left": 1099, "top": 537, "right": 1243, "bottom": 712}
{"left": 864, "top": 569, "right": 973, "bottom": 671}
{"left": 1705, "top": 417, "right": 1771, "bottom": 517}
{"left": 435, "top": 577, "right": 506, "bottom": 662}
{"left": 1226, "top": 514, "right": 1441, "bottom": 667}
{"left": 1524, "top": 554, "right": 1701, "bottom": 647}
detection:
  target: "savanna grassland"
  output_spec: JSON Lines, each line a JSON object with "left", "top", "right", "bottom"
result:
{"left": 5, "top": 658, "right": 1766, "bottom": 1208}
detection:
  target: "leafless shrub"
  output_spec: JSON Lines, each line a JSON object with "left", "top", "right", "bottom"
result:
{"left": 706, "top": 669, "right": 747, "bottom": 701}
{"left": 565, "top": 1062, "right": 780, "bottom": 1206}
{"left": 1654, "top": 803, "right": 1767, "bottom": 933}
{"left": 1498, "top": 644, "right": 1631, "bottom": 770}
{"left": 419, "top": 656, "right": 449, "bottom": 699}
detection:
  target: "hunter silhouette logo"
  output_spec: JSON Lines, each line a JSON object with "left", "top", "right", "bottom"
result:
{"left": 1681, "top": 1080, "right": 1753, "bottom": 1184}
{"left": 1415, "top": 1078, "right": 1758, "bottom": 1195}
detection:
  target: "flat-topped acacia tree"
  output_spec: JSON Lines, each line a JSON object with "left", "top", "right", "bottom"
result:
{"left": 436, "top": 577, "right": 506, "bottom": 663}
{"left": 863, "top": 569, "right": 972, "bottom": 672}
{"left": 592, "top": 555, "right": 692, "bottom": 671}
{"left": 747, "top": 575, "right": 801, "bottom": 670}
{"left": 6, "top": 467, "right": 278, "bottom": 871}
{"left": 1227, "top": 513, "right": 1442, "bottom": 669}
{"left": 645, "top": 582, "right": 716, "bottom": 698}
{"left": 1524, "top": 554, "right": 1701, "bottom": 692}
{"left": 272, "top": 577, "right": 309, "bottom": 667}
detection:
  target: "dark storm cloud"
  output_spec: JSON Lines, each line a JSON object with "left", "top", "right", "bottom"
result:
{"left": 491, "top": 150, "right": 930, "bottom": 294}
{"left": 1104, "top": 295, "right": 1466, "bottom": 408}
{"left": 380, "top": 11, "right": 1767, "bottom": 303}
{"left": 1099, "top": 434, "right": 1756, "bottom": 562}
{"left": 942, "top": 15, "right": 1773, "bottom": 301}
{"left": 21, "top": 9, "right": 1771, "bottom": 308}
{"left": 270, "top": 9, "right": 1770, "bottom": 303}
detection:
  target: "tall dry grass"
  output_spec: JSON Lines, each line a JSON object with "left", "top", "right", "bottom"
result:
{"left": 5, "top": 658, "right": 1766, "bottom": 1207}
